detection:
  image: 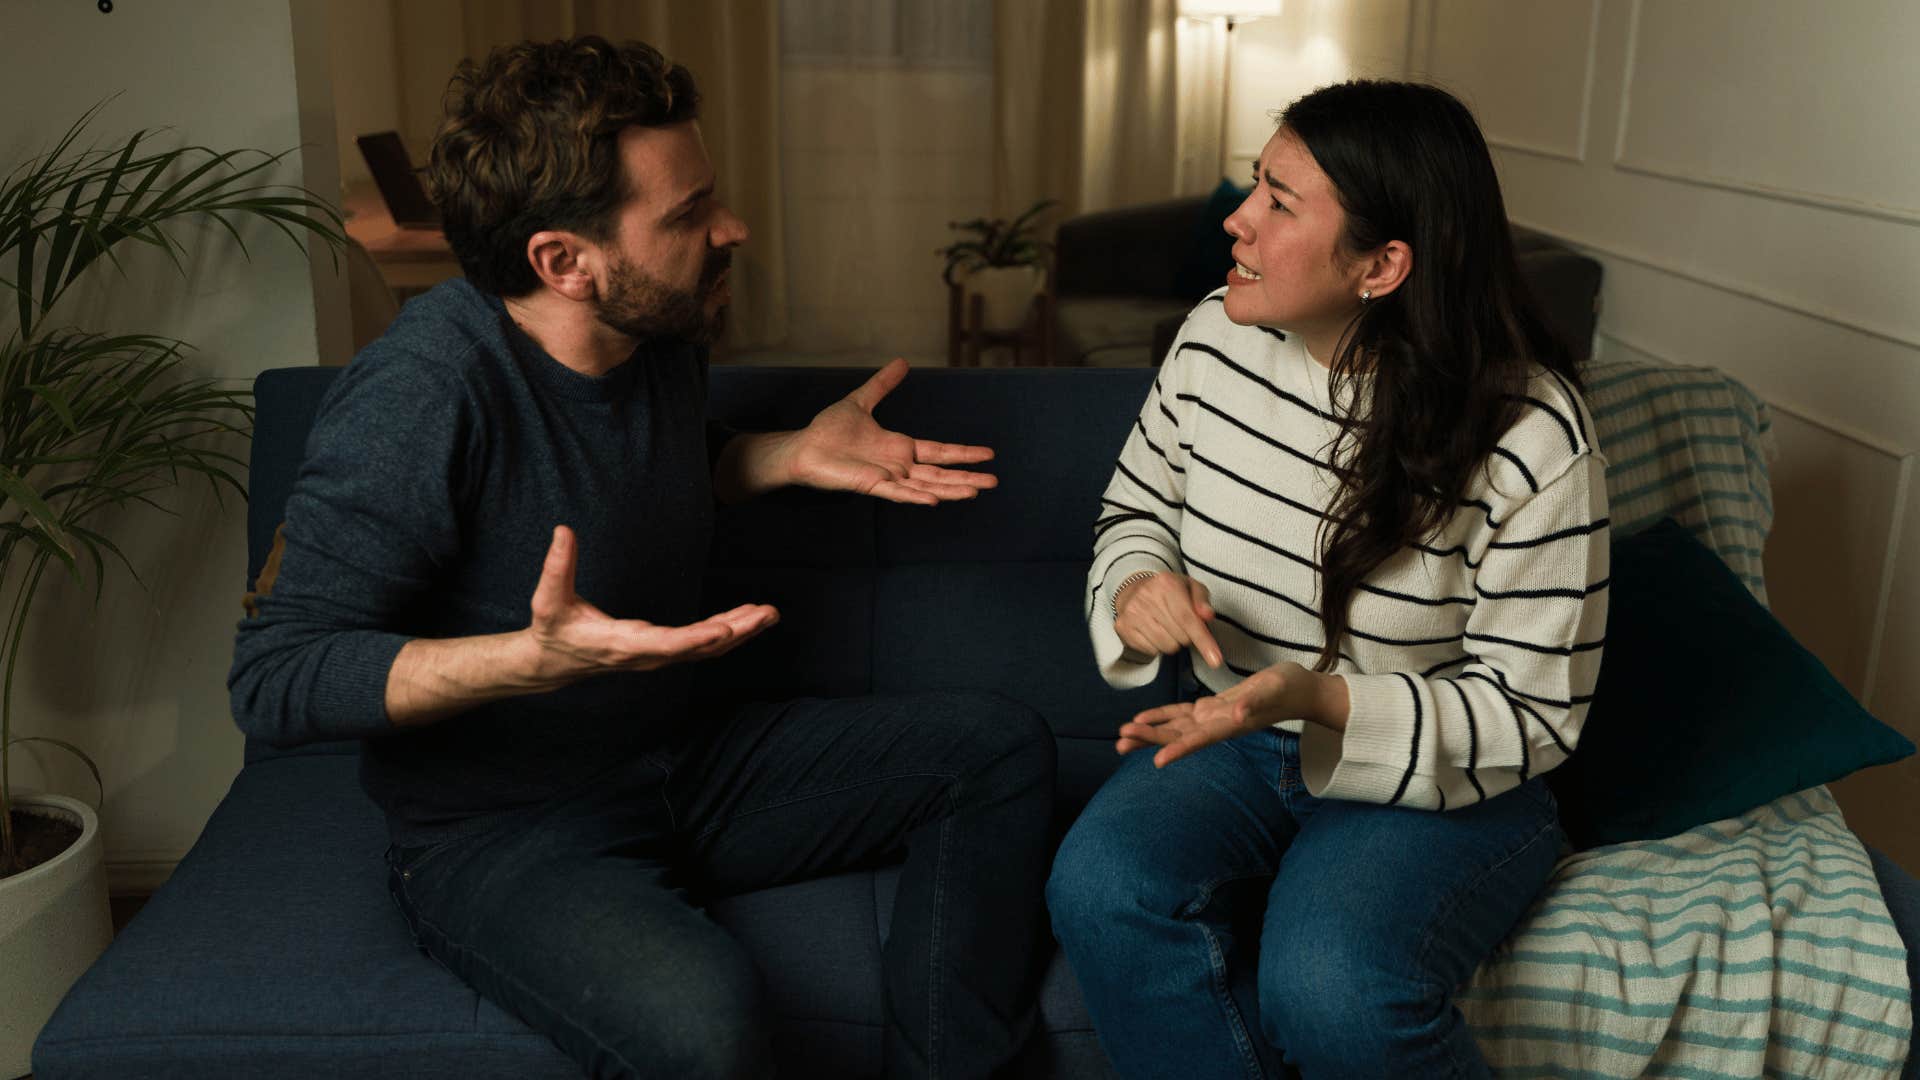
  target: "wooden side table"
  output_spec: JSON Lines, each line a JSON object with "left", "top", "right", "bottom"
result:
{"left": 946, "top": 281, "right": 1055, "bottom": 366}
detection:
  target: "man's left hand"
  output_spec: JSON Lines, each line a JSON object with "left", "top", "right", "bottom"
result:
{"left": 1117, "top": 661, "right": 1336, "bottom": 768}
{"left": 784, "top": 358, "right": 997, "bottom": 505}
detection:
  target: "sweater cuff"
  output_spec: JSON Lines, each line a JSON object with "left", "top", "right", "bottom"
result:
{"left": 1299, "top": 672, "right": 1417, "bottom": 804}
{"left": 310, "top": 630, "right": 411, "bottom": 739}
{"left": 1089, "top": 552, "right": 1171, "bottom": 689}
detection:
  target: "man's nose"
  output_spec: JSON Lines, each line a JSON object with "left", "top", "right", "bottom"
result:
{"left": 712, "top": 205, "right": 749, "bottom": 249}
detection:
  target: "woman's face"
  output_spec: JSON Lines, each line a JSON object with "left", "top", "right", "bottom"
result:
{"left": 1221, "top": 128, "right": 1369, "bottom": 354}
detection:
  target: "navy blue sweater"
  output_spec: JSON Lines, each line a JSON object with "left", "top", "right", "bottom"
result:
{"left": 229, "top": 279, "right": 716, "bottom": 843}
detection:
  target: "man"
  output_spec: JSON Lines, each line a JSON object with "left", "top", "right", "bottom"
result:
{"left": 230, "top": 36, "right": 1054, "bottom": 1079}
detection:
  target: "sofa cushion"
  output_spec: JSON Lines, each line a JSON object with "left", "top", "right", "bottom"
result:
{"left": 34, "top": 754, "right": 1112, "bottom": 1079}
{"left": 1547, "top": 518, "right": 1916, "bottom": 849}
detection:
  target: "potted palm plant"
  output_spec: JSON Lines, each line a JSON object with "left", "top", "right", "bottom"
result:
{"left": 938, "top": 198, "right": 1055, "bottom": 332}
{"left": 0, "top": 102, "right": 343, "bottom": 1075}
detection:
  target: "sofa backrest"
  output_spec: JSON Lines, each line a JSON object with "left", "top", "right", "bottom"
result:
{"left": 244, "top": 365, "right": 1178, "bottom": 808}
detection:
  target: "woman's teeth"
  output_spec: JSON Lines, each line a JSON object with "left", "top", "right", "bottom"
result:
{"left": 1234, "top": 262, "right": 1261, "bottom": 281}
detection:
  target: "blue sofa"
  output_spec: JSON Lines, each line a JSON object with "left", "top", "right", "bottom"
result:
{"left": 34, "top": 362, "right": 1920, "bottom": 1079}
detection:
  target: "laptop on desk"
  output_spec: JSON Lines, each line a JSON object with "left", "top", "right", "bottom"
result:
{"left": 356, "top": 131, "right": 441, "bottom": 229}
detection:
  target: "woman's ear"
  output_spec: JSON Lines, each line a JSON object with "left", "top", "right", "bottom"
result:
{"left": 1358, "top": 240, "right": 1412, "bottom": 301}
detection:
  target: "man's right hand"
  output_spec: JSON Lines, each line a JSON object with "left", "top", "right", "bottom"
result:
{"left": 1113, "top": 571, "right": 1223, "bottom": 669}
{"left": 524, "top": 525, "right": 779, "bottom": 684}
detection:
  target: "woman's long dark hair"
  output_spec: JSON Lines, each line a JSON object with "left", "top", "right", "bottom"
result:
{"left": 1282, "top": 81, "right": 1580, "bottom": 672}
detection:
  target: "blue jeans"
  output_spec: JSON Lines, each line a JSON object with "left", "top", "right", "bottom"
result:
{"left": 1047, "top": 728, "right": 1563, "bottom": 1079}
{"left": 385, "top": 691, "right": 1056, "bottom": 1080}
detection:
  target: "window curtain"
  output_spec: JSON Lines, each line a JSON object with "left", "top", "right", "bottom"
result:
{"left": 389, "top": 0, "right": 787, "bottom": 351}
{"left": 993, "top": 0, "right": 1226, "bottom": 223}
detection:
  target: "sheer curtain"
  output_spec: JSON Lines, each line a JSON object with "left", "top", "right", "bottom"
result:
{"left": 994, "top": 0, "right": 1225, "bottom": 221}
{"left": 388, "top": 0, "right": 787, "bottom": 350}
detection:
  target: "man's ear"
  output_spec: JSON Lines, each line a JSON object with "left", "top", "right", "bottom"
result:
{"left": 1358, "top": 240, "right": 1412, "bottom": 301}
{"left": 524, "top": 230, "right": 599, "bottom": 302}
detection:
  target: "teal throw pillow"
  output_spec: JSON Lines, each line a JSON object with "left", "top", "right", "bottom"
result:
{"left": 1546, "top": 517, "right": 1914, "bottom": 849}
{"left": 1171, "top": 179, "right": 1249, "bottom": 302}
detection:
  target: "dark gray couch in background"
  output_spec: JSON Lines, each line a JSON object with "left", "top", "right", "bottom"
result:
{"left": 1051, "top": 192, "right": 1601, "bottom": 369}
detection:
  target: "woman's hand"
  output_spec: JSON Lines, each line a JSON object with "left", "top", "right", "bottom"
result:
{"left": 1113, "top": 571, "right": 1223, "bottom": 669}
{"left": 1117, "top": 661, "right": 1339, "bottom": 767}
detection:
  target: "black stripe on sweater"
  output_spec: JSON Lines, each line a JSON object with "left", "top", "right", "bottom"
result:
{"left": 1210, "top": 610, "right": 1346, "bottom": 663}
{"left": 1492, "top": 446, "right": 1540, "bottom": 493}
{"left": 1086, "top": 550, "right": 1178, "bottom": 620}
{"left": 1176, "top": 341, "right": 1339, "bottom": 423}
{"left": 1443, "top": 678, "right": 1488, "bottom": 805}
{"left": 1387, "top": 673, "right": 1422, "bottom": 806}
{"left": 1112, "top": 460, "right": 1184, "bottom": 512}
{"left": 1512, "top": 394, "right": 1580, "bottom": 454}
{"left": 1544, "top": 367, "right": 1589, "bottom": 445}
{"left": 1134, "top": 418, "right": 1186, "bottom": 473}
{"left": 1485, "top": 518, "right": 1610, "bottom": 550}
{"left": 1461, "top": 669, "right": 1574, "bottom": 759}
{"left": 1475, "top": 577, "right": 1610, "bottom": 601}
{"left": 1177, "top": 393, "right": 1338, "bottom": 476}
{"left": 1258, "top": 326, "right": 1288, "bottom": 343}
{"left": 1463, "top": 631, "right": 1605, "bottom": 658}
{"left": 1466, "top": 671, "right": 1531, "bottom": 782}
{"left": 1185, "top": 504, "right": 1476, "bottom": 612}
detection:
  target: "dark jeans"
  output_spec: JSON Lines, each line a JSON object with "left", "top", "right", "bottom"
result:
{"left": 386, "top": 691, "right": 1057, "bottom": 1080}
{"left": 1047, "top": 728, "right": 1563, "bottom": 1079}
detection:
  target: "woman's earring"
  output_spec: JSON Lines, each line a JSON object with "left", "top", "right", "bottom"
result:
{"left": 1360, "top": 289, "right": 1372, "bottom": 303}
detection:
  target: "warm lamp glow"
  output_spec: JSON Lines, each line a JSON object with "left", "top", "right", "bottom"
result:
{"left": 1177, "top": 0, "right": 1282, "bottom": 19}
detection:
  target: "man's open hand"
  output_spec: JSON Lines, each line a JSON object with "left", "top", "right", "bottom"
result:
{"left": 526, "top": 525, "right": 778, "bottom": 681}
{"left": 785, "top": 358, "right": 998, "bottom": 505}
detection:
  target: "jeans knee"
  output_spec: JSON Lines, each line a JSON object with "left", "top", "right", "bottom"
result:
{"left": 1046, "top": 822, "right": 1133, "bottom": 942}
{"left": 940, "top": 690, "right": 1056, "bottom": 789}
{"left": 1257, "top": 946, "right": 1444, "bottom": 1074}
{"left": 609, "top": 956, "right": 772, "bottom": 1080}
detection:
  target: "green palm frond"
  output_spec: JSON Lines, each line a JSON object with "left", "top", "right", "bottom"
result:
{"left": 1, "top": 102, "right": 341, "bottom": 875}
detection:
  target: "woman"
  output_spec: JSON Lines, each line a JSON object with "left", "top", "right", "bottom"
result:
{"left": 1047, "top": 80, "right": 1610, "bottom": 1079}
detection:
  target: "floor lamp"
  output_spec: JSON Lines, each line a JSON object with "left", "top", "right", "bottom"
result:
{"left": 1177, "top": 0, "right": 1283, "bottom": 177}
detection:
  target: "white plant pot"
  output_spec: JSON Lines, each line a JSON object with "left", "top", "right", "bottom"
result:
{"left": 0, "top": 794, "right": 111, "bottom": 1079}
{"left": 962, "top": 264, "right": 1044, "bottom": 332}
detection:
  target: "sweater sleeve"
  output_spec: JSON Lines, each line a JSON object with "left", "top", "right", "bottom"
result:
{"left": 227, "top": 355, "right": 476, "bottom": 746}
{"left": 1299, "top": 452, "right": 1611, "bottom": 809}
{"left": 1086, "top": 329, "right": 1204, "bottom": 688}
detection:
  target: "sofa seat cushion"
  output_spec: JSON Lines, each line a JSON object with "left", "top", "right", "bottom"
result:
{"left": 35, "top": 755, "right": 1109, "bottom": 1079}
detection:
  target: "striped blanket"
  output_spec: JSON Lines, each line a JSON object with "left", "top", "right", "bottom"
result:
{"left": 1462, "top": 360, "right": 1914, "bottom": 1077}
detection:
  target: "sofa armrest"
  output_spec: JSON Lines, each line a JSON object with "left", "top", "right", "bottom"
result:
{"left": 1055, "top": 195, "right": 1206, "bottom": 299}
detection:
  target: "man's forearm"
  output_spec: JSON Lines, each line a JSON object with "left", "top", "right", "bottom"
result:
{"left": 384, "top": 630, "right": 559, "bottom": 727}
{"left": 711, "top": 430, "right": 797, "bottom": 504}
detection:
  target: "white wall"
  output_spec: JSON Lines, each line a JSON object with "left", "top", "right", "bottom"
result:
{"left": 1, "top": 0, "right": 345, "bottom": 891}
{"left": 1224, "top": 0, "right": 1920, "bottom": 868}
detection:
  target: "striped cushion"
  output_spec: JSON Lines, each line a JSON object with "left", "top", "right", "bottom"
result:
{"left": 1465, "top": 361, "right": 1913, "bottom": 1075}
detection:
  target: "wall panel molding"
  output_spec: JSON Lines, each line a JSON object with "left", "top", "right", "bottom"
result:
{"left": 1433, "top": 0, "right": 1599, "bottom": 164}
{"left": 1509, "top": 216, "right": 1920, "bottom": 356}
{"left": 1612, "top": 0, "right": 1920, "bottom": 227}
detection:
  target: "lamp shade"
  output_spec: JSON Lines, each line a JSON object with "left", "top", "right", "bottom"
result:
{"left": 1177, "top": 0, "right": 1282, "bottom": 18}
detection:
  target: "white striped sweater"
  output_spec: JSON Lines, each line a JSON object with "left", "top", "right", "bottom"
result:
{"left": 1087, "top": 291, "right": 1612, "bottom": 811}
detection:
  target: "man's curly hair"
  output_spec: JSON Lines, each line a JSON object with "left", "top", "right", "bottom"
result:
{"left": 426, "top": 36, "right": 700, "bottom": 297}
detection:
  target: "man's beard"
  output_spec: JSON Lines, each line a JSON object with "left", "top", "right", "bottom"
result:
{"left": 594, "top": 247, "right": 731, "bottom": 346}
